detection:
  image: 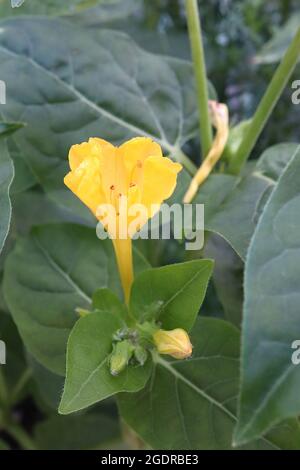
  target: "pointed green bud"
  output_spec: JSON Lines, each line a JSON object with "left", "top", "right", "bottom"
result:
{"left": 109, "top": 340, "right": 134, "bottom": 376}
{"left": 75, "top": 307, "right": 91, "bottom": 317}
{"left": 134, "top": 345, "right": 148, "bottom": 366}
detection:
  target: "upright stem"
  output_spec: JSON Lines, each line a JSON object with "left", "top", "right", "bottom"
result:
{"left": 10, "top": 369, "right": 32, "bottom": 405}
{"left": 185, "top": 0, "right": 213, "bottom": 158}
{"left": 0, "top": 367, "right": 37, "bottom": 450}
{"left": 175, "top": 148, "right": 197, "bottom": 175}
{"left": 0, "top": 369, "right": 8, "bottom": 407}
{"left": 228, "top": 27, "right": 300, "bottom": 175}
{"left": 7, "top": 423, "right": 37, "bottom": 450}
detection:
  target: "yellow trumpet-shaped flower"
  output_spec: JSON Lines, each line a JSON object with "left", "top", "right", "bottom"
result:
{"left": 183, "top": 100, "right": 229, "bottom": 203}
{"left": 64, "top": 137, "right": 182, "bottom": 303}
{"left": 153, "top": 328, "right": 193, "bottom": 359}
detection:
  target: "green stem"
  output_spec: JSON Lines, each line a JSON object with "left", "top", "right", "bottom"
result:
{"left": 175, "top": 148, "right": 197, "bottom": 175}
{"left": 228, "top": 27, "right": 300, "bottom": 175}
{"left": 0, "top": 369, "right": 8, "bottom": 407}
{"left": 7, "top": 423, "right": 37, "bottom": 450}
{"left": 0, "top": 368, "right": 36, "bottom": 450}
{"left": 10, "top": 368, "right": 32, "bottom": 405}
{"left": 185, "top": 0, "right": 213, "bottom": 158}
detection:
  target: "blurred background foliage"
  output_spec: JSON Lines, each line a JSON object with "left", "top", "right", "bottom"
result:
{"left": 123, "top": 0, "right": 300, "bottom": 157}
{"left": 2, "top": 0, "right": 299, "bottom": 155}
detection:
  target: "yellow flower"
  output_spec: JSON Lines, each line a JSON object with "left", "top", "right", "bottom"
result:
{"left": 64, "top": 137, "right": 182, "bottom": 303}
{"left": 153, "top": 328, "right": 193, "bottom": 359}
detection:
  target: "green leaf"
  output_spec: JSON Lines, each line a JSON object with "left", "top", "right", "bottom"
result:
{"left": 223, "top": 120, "right": 252, "bottom": 163}
{"left": 0, "top": 122, "right": 24, "bottom": 139}
{"left": 203, "top": 174, "right": 272, "bottom": 260}
{"left": 255, "top": 13, "right": 300, "bottom": 65}
{"left": 35, "top": 412, "right": 120, "bottom": 450}
{"left": 118, "top": 317, "right": 300, "bottom": 450}
{"left": 171, "top": 171, "right": 268, "bottom": 260}
{"left": 256, "top": 143, "right": 300, "bottom": 182}
{"left": 9, "top": 139, "right": 37, "bottom": 195}
{"left": 204, "top": 234, "right": 244, "bottom": 328}
{"left": 0, "top": 438, "right": 9, "bottom": 450}
{"left": 234, "top": 145, "right": 300, "bottom": 445}
{"left": 0, "top": 139, "right": 14, "bottom": 255}
{"left": 12, "top": 189, "right": 91, "bottom": 235}
{"left": 0, "top": 17, "right": 203, "bottom": 212}
{"left": 130, "top": 260, "right": 214, "bottom": 331}
{"left": 6, "top": 0, "right": 116, "bottom": 15}
{"left": 171, "top": 170, "right": 236, "bottom": 209}
{"left": 172, "top": 169, "right": 270, "bottom": 260}
{"left": 0, "top": 311, "right": 27, "bottom": 391}
{"left": 3, "top": 224, "right": 121, "bottom": 375}
{"left": 29, "top": 354, "right": 64, "bottom": 410}
{"left": 59, "top": 311, "right": 152, "bottom": 414}
{"left": 92, "top": 288, "right": 127, "bottom": 320}
{"left": 11, "top": 0, "right": 25, "bottom": 7}
{"left": 3, "top": 223, "right": 148, "bottom": 375}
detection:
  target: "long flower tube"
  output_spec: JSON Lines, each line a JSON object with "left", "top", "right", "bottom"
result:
{"left": 183, "top": 100, "right": 229, "bottom": 204}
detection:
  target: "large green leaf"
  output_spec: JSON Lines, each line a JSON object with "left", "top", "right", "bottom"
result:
{"left": 118, "top": 317, "right": 300, "bottom": 450}
{"left": 0, "top": 117, "right": 36, "bottom": 195}
{"left": 188, "top": 142, "right": 299, "bottom": 261}
{"left": 35, "top": 412, "right": 120, "bottom": 450}
{"left": 172, "top": 169, "right": 271, "bottom": 260}
{"left": 3, "top": 223, "right": 146, "bottom": 375}
{"left": 130, "top": 260, "right": 214, "bottom": 331}
{"left": 0, "top": 122, "right": 24, "bottom": 138}
{"left": 59, "top": 311, "right": 152, "bottom": 414}
{"left": 11, "top": 189, "right": 93, "bottom": 236}
{"left": 29, "top": 354, "right": 64, "bottom": 409}
{"left": 0, "top": 17, "right": 204, "bottom": 213}
{"left": 255, "top": 143, "right": 300, "bottom": 182}
{"left": 11, "top": 0, "right": 25, "bottom": 7}
{"left": 0, "top": 139, "right": 14, "bottom": 255}
{"left": 9, "top": 139, "right": 37, "bottom": 195}
{"left": 203, "top": 174, "right": 272, "bottom": 260}
{"left": 255, "top": 13, "right": 300, "bottom": 65}
{"left": 0, "top": 311, "right": 27, "bottom": 391}
{"left": 6, "top": 0, "right": 121, "bottom": 16}
{"left": 204, "top": 234, "right": 244, "bottom": 328}
{"left": 234, "top": 146, "right": 300, "bottom": 445}
{"left": 171, "top": 170, "right": 237, "bottom": 209}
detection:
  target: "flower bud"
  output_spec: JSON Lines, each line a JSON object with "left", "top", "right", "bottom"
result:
{"left": 109, "top": 340, "right": 134, "bottom": 376}
{"left": 153, "top": 328, "right": 193, "bottom": 359}
{"left": 134, "top": 345, "right": 148, "bottom": 366}
{"left": 75, "top": 307, "right": 91, "bottom": 317}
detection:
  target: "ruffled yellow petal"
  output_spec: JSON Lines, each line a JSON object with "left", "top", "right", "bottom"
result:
{"left": 118, "top": 137, "right": 162, "bottom": 181}
{"left": 140, "top": 155, "right": 182, "bottom": 218}
{"left": 64, "top": 156, "right": 106, "bottom": 217}
{"left": 68, "top": 137, "right": 113, "bottom": 171}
